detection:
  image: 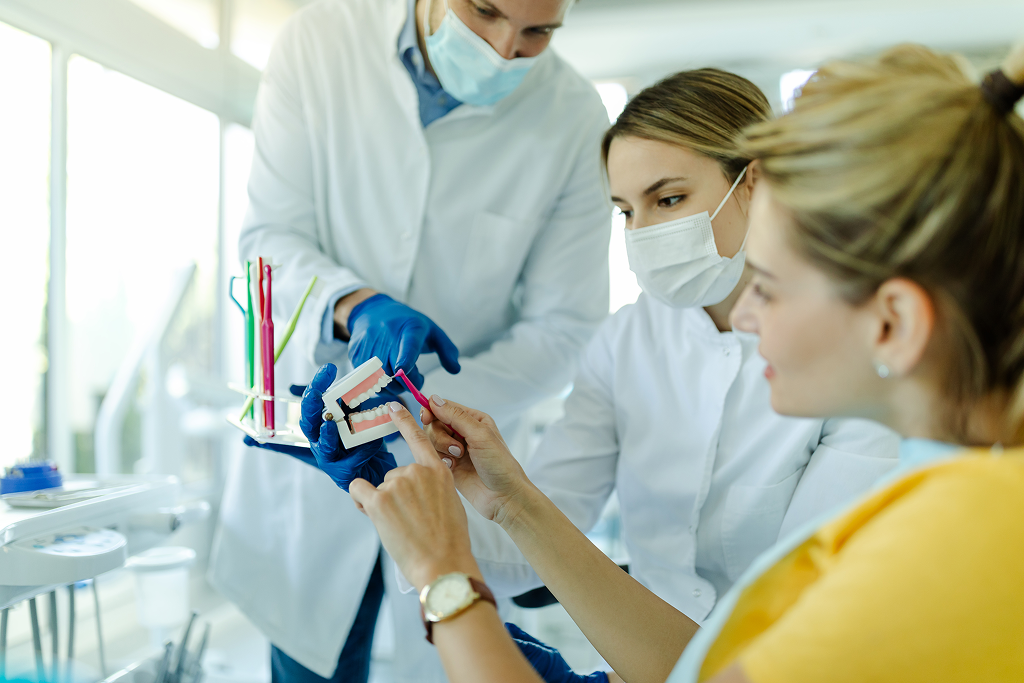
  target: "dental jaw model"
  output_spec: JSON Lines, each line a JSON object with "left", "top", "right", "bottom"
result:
{"left": 321, "top": 357, "right": 400, "bottom": 448}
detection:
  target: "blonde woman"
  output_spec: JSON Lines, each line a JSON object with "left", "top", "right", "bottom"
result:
{"left": 464, "top": 69, "right": 897, "bottom": 628}
{"left": 330, "top": 44, "right": 1024, "bottom": 683}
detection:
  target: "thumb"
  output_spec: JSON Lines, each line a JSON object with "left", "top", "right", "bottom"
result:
{"left": 505, "top": 623, "right": 545, "bottom": 647}
{"left": 426, "top": 325, "right": 461, "bottom": 375}
{"left": 424, "top": 397, "right": 489, "bottom": 443}
{"left": 394, "top": 322, "right": 426, "bottom": 375}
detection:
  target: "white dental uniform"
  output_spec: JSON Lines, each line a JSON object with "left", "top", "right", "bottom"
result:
{"left": 469, "top": 293, "right": 899, "bottom": 622}
{"left": 207, "top": 0, "right": 611, "bottom": 678}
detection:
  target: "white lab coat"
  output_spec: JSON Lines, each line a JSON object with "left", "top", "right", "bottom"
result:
{"left": 208, "top": 0, "right": 612, "bottom": 677}
{"left": 468, "top": 294, "right": 899, "bottom": 622}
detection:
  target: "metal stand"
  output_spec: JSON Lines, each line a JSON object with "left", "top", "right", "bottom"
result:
{"left": 93, "top": 580, "right": 107, "bottom": 677}
{"left": 30, "top": 597, "right": 45, "bottom": 681}
{"left": 67, "top": 585, "right": 76, "bottom": 674}
{"left": 49, "top": 590, "right": 59, "bottom": 682}
{"left": 1, "top": 607, "right": 8, "bottom": 679}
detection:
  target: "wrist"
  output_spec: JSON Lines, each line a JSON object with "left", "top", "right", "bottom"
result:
{"left": 413, "top": 554, "right": 482, "bottom": 593}
{"left": 333, "top": 288, "right": 377, "bottom": 340}
{"left": 493, "top": 480, "right": 542, "bottom": 534}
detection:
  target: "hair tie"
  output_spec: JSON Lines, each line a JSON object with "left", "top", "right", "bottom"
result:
{"left": 980, "top": 69, "right": 1024, "bottom": 116}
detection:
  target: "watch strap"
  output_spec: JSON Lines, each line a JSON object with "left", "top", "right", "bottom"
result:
{"left": 421, "top": 576, "right": 496, "bottom": 644}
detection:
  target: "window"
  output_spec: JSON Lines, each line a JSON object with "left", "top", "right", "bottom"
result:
{"left": 595, "top": 81, "right": 641, "bottom": 313}
{"left": 595, "top": 81, "right": 628, "bottom": 123}
{"left": 222, "top": 122, "right": 256, "bottom": 388}
{"left": 0, "top": 22, "right": 51, "bottom": 470}
{"left": 231, "top": 0, "right": 299, "bottom": 70}
{"left": 65, "top": 55, "right": 220, "bottom": 477}
{"left": 780, "top": 69, "right": 815, "bottom": 113}
{"left": 128, "top": 0, "right": 219, "bottom": 49}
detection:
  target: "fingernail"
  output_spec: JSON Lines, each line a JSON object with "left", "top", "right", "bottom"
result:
{"left": 389, "top": 401, "right": 404, "bottom": 413}
{"left": 448, "top": 445, "right": 462, "bottom": 457}
{"left": 431, "top": 395, "right": 446, "bottom": 406}
{"left": 442, "top": 458, "right": 453, "bottom": 469}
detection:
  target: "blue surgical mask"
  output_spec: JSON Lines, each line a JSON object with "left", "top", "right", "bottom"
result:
{"left": 423, "top": 0, "right": 539, "bottom": 107}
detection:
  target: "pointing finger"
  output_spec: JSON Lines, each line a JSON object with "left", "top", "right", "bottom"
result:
{"left": 388, "top": 402, "right": 445, "bottom": 468}
{"left": 348, "top": 477, "right": 378, "bottom": 514}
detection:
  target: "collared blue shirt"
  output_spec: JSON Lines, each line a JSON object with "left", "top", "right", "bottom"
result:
{"left": 318, "top": 0, "right": 463, "bottom": 355}
{"left": 397, "top": 0, "right": 462, "bottom": 127}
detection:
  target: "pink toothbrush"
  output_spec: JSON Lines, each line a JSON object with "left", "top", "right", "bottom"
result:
{"left": 394, "top": 369, "right": 463, "bottom": 440}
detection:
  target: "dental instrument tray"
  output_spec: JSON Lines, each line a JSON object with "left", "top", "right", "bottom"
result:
{"left": 1, "top": 480, "right": 137, "bottom": 509}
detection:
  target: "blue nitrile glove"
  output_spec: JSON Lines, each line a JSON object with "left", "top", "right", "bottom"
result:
{"left": 243, "top": 366, "right": 396, "bottom": 491}
{"left": 300, "top": 364, "right": 397, "bottom": 491}
{"left": 347, "top": 293, "right": 461, "bottom": 390}
{"left": 505, "top": 623, "right": 609, "bottom": 683}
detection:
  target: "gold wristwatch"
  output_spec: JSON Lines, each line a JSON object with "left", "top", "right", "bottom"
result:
{"left": 419, "top": 572, "right": 496, "bottom": 644}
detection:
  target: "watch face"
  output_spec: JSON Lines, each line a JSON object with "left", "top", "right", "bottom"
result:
{"left": 425, "top": 574, "right": 474, "bottom": 619}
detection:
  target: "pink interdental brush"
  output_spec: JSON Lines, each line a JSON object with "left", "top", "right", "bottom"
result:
{"left": 393, "top": 369, "right": 463, "bottom": 440}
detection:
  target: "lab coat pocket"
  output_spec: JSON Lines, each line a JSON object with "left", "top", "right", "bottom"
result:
{"left": 721, "top": 469, "right": 802, "bottom": 580}
{"left": 460, "top": 211, "right": 537, "bottom": 308}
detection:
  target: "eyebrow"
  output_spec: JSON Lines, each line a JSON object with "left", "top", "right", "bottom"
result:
{"left": 472, "top": 0, "right": 564, "bottom": 31}
{"left": 644, "top": 176, "right": 688, "bottom": 196}
{"left": 609, "top": 176, "right": 690, "bottom": 204}
{"left": 745, "top": 256, "right": 777, "bottom": 279}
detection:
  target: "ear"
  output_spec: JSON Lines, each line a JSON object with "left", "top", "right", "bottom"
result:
{"left": 870, "top": 278, "right": 935, "bottom": 377}
{"left": 736, "top": 160, "right": 761, "bottom": 217}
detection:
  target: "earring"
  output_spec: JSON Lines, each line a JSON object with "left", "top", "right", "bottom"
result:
{"left": 874, "top": 361, "right": 890, "bottom": 379}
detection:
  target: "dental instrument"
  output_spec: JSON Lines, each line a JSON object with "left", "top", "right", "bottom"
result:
{"left": 252, "top": 260, "right": 264, "bottom": 426}
{"left": 262, "top": 265, "right": 276, "bottom": 431}
{"left": 154, "top": 641, "right": 173, "bottom": 683}
{"left": 228, "top": 273, "right": 255, "bottom": 420}
{"left": 190, "top": 623, "right": 211, "bottom": 683}
{"left": 245, "top": 263, "right": 255, "bottom": 418}
{"left": 237, "top": 274, "right": 318, "bottom": 421}
{"left": 174, "top": 611, "right": 198, "bottom": 682}
{"left": 394, "top": 369, "right": 463, "bottom": 440}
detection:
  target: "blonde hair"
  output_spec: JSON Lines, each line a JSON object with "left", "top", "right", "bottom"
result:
{"left": 602, "top": 68, "right": 772, "bottom": 181}
{"left": 740, "top": 44, "right": 1024, "bottom": 443}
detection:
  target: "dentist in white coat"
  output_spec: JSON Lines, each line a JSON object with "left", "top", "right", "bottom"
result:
{"left": 440, "top": 69, "right": 900, "bottom": 625}
{"left": 208, "top": 0, "right": 611, "bottom": 681}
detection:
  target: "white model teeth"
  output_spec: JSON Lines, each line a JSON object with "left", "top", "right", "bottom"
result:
{"left": 345, "top": 376, "right": 392, "bottom": 409}
{"left": 351, "top": 406, "right": 387, "bottom": 423}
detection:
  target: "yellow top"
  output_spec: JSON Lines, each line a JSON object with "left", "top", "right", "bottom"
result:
{"left": 699, "top": 450, "right": 1024, "bottom": 683}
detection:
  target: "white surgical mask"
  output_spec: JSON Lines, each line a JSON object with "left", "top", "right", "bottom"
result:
{"left": 424, "top": 0, "right": 539, "bottom": 107}
{"left": 624, "top": 167, "right": 749, "bottom": 309}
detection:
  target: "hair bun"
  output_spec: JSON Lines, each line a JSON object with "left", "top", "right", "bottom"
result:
{"left": 980, "top": 70, "right": 1024, "bottom": 115}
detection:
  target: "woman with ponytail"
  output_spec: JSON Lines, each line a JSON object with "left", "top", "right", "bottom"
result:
{"left": 311, "top": 41, "right": 1024, "bottom": 683}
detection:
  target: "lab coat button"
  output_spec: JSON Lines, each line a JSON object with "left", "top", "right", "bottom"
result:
{"left": 692, "top": 589, "right": 702, "bottom": 598}
{"left": 401, "top": 231, "right": 412, "bottom": 241}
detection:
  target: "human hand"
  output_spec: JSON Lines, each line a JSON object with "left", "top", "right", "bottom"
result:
{"left": 346, "top": 294, "right": 461, "bottom": 389}
{"left": 505, "top": 623, "right": 609, "bottom": 683}
{"left": 419, "top": 397, "right": 533, "bottom": 528}
{"left": 349, "top": 401, "right": 479, "bottom": 591}
{"left": 298, "top": 364, "right": 397, "bottom": 491}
